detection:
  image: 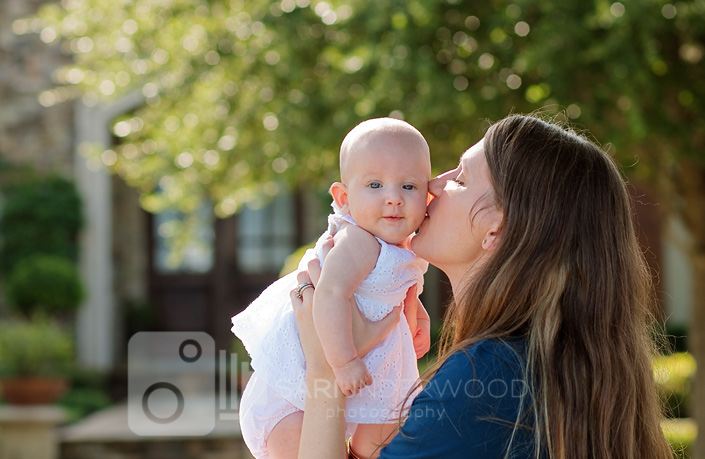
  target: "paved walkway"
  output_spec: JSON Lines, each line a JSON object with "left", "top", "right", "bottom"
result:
{"left": 60, "top": 401, "right": 253, "bottom": 459}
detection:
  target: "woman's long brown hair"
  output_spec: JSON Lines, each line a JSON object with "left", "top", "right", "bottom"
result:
{"left": 422, "top": 114, "right": 671, "bottom": 458}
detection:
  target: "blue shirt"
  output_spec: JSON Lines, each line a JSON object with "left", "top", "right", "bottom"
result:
{"left": 380, "top": 338, "right": 537, "bottom": 458}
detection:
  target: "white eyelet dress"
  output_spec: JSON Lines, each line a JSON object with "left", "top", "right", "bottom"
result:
{"left": 231, "top": 207, "right": 427, "bottom": 458}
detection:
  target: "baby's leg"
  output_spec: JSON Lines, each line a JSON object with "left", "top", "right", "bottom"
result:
{"left": 267, "top": 411, "right": 304, "bottom": 459}
{"left": 350, "top": 423, "right": 398, "bottom": 459}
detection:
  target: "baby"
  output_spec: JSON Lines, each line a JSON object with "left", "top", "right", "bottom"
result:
{"left": 232, "top": 118, "right": 431, "bottom": 459}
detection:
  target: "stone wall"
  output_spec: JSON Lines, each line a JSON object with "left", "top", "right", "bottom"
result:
{"left": 0, "top": 0, "right": 74, "bottom": 176}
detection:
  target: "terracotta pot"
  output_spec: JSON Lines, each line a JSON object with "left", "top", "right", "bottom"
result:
{"left": 0, "top": 377, "right": 68, "bottom": 405}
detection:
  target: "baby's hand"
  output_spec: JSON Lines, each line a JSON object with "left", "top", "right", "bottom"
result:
{"left": 332, "top": 357, "right": 373, "bottom": 397}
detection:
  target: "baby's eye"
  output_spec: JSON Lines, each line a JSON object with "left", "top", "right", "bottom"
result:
{"left": 452, "top": 177, "right": 465, "bottom": 186}
{"left": 402, "top": 184, "right": 415, "bottom": 191}
{"left": 369, "top": 182, "right": 382, "bottom": 189}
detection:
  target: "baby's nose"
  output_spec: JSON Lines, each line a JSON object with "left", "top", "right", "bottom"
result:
{"left": 386, "top": 191, "right": 403, "bottom": 206}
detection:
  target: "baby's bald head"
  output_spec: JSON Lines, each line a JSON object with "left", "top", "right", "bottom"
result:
{"left": 339, "top": 118, "right": 430, "bottom": 184}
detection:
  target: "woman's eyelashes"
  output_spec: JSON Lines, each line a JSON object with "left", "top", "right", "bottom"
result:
{"left": 452, "top": 164, "right": 468, "bottom": 186}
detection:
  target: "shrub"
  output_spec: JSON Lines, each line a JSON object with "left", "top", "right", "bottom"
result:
{"left": 0, "top": 174, "right": 83, "bottom": 275}
{"left": 5, "top": 254, "right": 84, "bottom": 316}
{"left": 0, "top": 316, "right": 74, "bottom": 377}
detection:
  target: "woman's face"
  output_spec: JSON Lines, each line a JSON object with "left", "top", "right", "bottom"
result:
{"left": 410, "top": 139, "right": 502, "bottom": 292}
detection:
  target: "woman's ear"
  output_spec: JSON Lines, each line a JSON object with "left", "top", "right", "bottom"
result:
{"left": 329, "top": 182, "right": 350, "bottom": 213}
{"left": 482, "top": 215, "right": 503, "bottom": 251}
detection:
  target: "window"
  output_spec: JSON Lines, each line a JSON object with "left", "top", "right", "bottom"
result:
{"left": 236, "top": 193, "right": 296, "bottom": 274}
{"left": 153, "top": 204, "right": 215, "bottom": 274}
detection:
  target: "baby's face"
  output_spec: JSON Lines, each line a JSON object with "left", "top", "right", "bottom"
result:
{"left": 342, "top": 133, "right": 430, "bottom": 245}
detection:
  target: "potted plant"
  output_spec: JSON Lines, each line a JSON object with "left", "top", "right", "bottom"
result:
{"left": 0, "top": 316, "right": 74, "bottom": 405}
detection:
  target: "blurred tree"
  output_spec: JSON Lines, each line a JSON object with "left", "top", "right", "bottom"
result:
{"left": 29, "top": 0, "right": 704, "bottom": 454}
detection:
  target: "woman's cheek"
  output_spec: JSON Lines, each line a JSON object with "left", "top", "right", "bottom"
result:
{"left": 409, "top": 222, "right": 431, "bottom": 259}
{"left": 409, "top": 231, "right": 422, "bottom": 255}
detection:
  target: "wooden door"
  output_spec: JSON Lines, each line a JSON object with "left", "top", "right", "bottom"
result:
{"left": 147, "top": 194, "right": 302, "bottom": 352}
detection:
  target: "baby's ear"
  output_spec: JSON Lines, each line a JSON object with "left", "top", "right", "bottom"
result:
{"left": 329, "top": 182, "right": 350, "bottom": 213}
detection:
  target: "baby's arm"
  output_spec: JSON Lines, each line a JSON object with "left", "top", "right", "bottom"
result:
{"left": 313, "top": 224, "right": 380, "bottom": 396}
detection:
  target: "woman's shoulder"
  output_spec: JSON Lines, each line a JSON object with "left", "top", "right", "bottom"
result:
{"left": 440, "top": 338, "right": 526, "bottom": 374}
{"left": 425, "top": 338, "right": 527, "bottom": 399}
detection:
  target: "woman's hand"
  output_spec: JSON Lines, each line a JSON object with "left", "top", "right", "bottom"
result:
{"left": 291, "top": 237, "right": 346, "bottom": 459}
{"left": 352, "top": 304, "right": 402, "bottom": 359}
{"left": 403, "top": 284, "right": 432, "bottom": 359}
{"left": 290, "top": 240, "right": 333, "bottom": 376}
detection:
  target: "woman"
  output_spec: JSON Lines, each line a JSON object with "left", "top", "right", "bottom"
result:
{"left": 290, "top": 114, "right": 672, "bottom": 458}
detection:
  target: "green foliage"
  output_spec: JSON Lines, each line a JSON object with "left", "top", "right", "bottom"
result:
{"left": 124, "top": 298, "right": 158, "bottom": 336}
{"left": 4, "top": 254, "right": 85, "bottom": 316}
{"left": 668, "top": 323, "right": 689, "bottom": 353}
{"left": 654, "top": 352, "right": 696, "bottom": 418}
{"left": 30, "top": 0, "right": 704, "bottom": 217}
{"left": 502, "top": 0, "right": 705, "bottom": 180}
{"left": 0, "top": 316, "right": 75, "bottom": 377}
{"left": 58, "top": 386, "right": 113, "bottom": 423}
{"left": 663, "top": 418, "right": 697, "bottom": 458}
{"left": 0, "top": 174, "right": 83, "bottom": 275}
{"left": 230, "top": 337, "right": 253, "bottom": 391}
{"left": 232, "top": 337, "right": 251, "bottom": 365}
{"left": 57, "top": 369, "right": 112, "bottom": 423}
{"left": 279, "top": 242, "right": 316, "bottom": 277}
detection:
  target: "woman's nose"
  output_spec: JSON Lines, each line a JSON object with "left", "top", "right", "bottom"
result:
{"left": 429, "top": 168, "right": 456, "bottom": 197}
